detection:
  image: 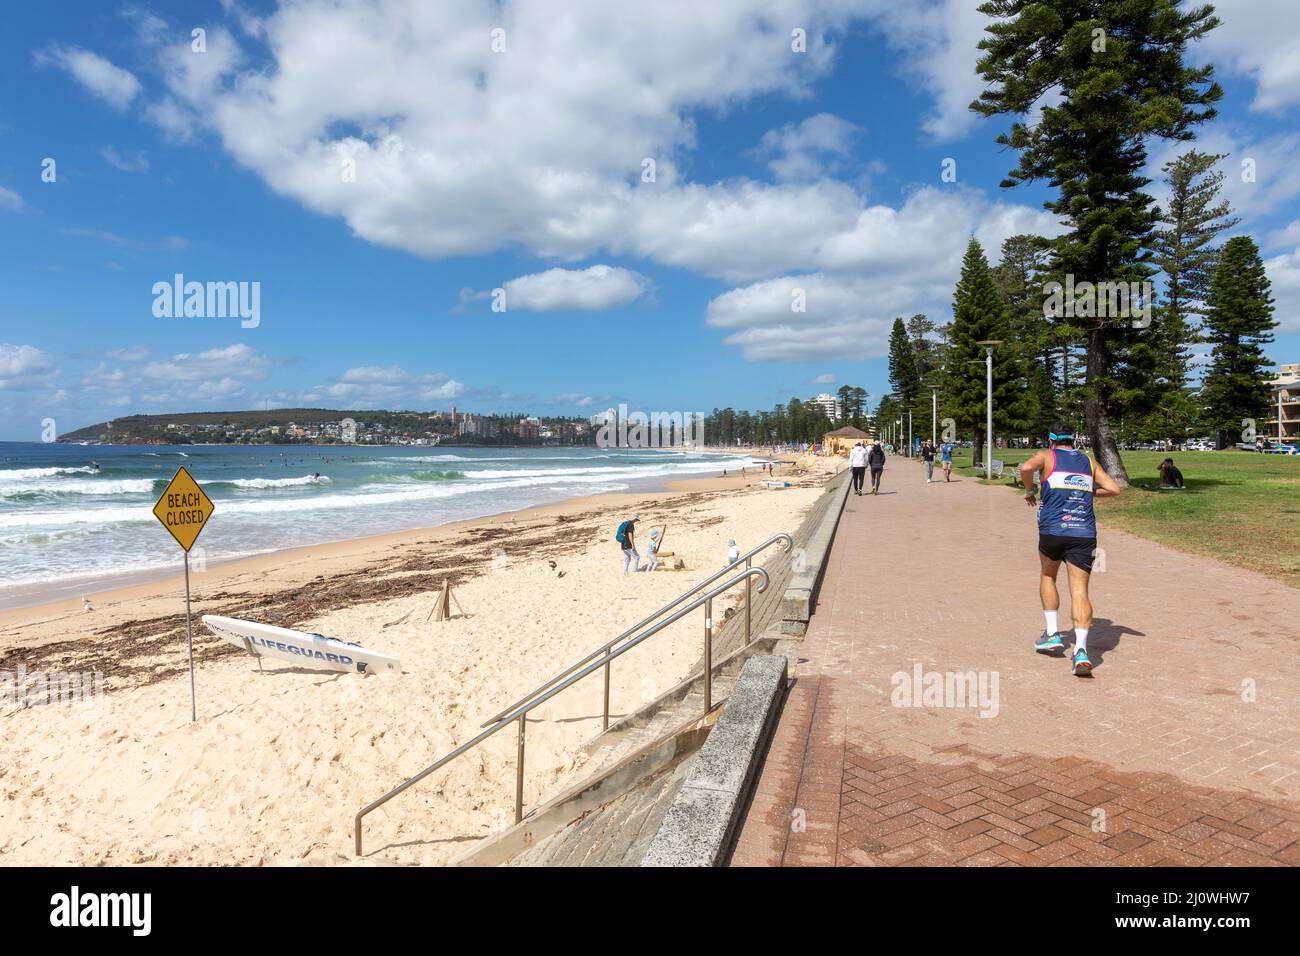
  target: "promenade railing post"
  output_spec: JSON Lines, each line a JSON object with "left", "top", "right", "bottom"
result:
{"left": 744, "top": 555, "right": 752, "bottom": 643}
{"left": 602, "top": 646, "right": 611, "bottom": 731}
{"left": 704, "top": 597, "right": 713, "bottom": 714}
{"left": 515, "top": 714, "right": 526, "bottom": 823}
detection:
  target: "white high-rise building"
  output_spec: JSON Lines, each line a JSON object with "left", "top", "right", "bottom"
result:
{"left": 809, "top": 393, "right": 841, "bottom": 421}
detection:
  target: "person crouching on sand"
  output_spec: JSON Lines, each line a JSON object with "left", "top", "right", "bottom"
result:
{"left": 645, "top": 529, "right": 661, "bottom": 572}
{"left": 616, "top": 515, "right": 640, "bottom": 575}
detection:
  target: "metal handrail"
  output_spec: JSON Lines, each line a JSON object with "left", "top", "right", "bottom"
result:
{"left": 354, "top": 566, "right": 770, "bottom": 856}
{"left": 482, "top": 531, "right": 792, "bottom": 729}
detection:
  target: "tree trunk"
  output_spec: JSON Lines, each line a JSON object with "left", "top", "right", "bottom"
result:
{"left": 972, "top": 426, "right": 985, "bottom": 476}
{"left": 1084, "top": 329, "right": 1130, "bottom": 486}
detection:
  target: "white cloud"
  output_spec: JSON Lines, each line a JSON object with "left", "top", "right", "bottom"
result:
{"left": 810, "top": 372, "right": 836, "bottom": 384}
{"left": 1196, "top": 0, "right": 1300, "bottom": 112}
{"left": 860, "top": 0, "right": 990, "bottom": 142}
{"left": 62, "top": 228, "right": 189, "bottom": 252}
{"left": 0, "top": 344, "right": 58, "bottom": 389}
{"left": 547, "top": 392, "right": 601, "bottom": 407}
{"left": 131, "top": 1, "right": 864, "bottom": 270}
{"left": 1147, "top": 129, "right": 1300, "bottom": 223}
{"left": 94, "top": 2, "right": 1064, "bottom": 363}
{"left": 753, "top": 113, "right": 859, "bottom": 181}
{"left": 704, "top": 187, "right": 1066, "bottom": 360}
{"left": 503, "top": 266, "right": 650, "bottom": 311}
{"left": 307, "top": 366, "right": 464, "bottom": 407}
{"left": 1264, "top": 243, "right": 1300, "bottom": 333}
{"left": 36, "top": 46, "right": 141, "bottom": 110}
{"left": 0, "top": 187, "right": 22, "bottom": 212}
{"left": 106, "top": 345, "right": 152, "bottom": 362}
{"left": 101, "top": 145, "right": 150, "bottom": 173}
{"left": 141, "top": 344, "right": 273, "bottom": 384}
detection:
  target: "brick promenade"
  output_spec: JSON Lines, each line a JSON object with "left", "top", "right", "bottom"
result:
{"left": 732, "top": 458, "right": 1300, "bottom": 866}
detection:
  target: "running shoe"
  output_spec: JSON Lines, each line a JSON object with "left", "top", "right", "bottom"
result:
{"left": 1071, "top": 647, "right": 1093, "bottom": 676}
{"left": 1034, "top": 631, "right": 1065, "bottom": 654}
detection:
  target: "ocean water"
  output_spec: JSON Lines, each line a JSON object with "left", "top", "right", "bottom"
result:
{"left": 0, "top": 443, "right": 758, "bottom": 610}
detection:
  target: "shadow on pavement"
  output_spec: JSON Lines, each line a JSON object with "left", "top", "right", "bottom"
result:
{"left": 1087, "top": 617, "right": 1145, "bottom": 665}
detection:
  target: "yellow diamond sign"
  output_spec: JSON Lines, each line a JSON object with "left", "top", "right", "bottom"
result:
{"left": 153, "top": 465, "right": 214, "bottom": 552}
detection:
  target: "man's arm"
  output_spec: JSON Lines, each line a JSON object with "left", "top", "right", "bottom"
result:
{"left": 1092, "top": 461, "right": 1122, "bottom": 498}
{"left": 1019, "top": 451, "right": 1047, "bottom": 504}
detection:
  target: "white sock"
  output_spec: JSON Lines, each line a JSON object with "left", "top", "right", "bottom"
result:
{"left": 1043, "top": 610, "right": 1058, "bottom": 635}
{"left": 1074, "top": 628, "right": 1088, "bottom": 653}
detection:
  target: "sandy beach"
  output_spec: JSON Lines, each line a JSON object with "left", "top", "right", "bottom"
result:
{"left": 0, "top": 451, "right": 838, "bottom": 866}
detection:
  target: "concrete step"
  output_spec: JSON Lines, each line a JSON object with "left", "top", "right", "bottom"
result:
{"left": 509, "top": 750, "right": 693, "bottom": 867}
{"left": 584, "top": 672, "right": 737, "bottom": 776}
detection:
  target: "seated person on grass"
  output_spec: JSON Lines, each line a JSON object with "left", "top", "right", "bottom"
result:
{"left": 1158, "top": 458, "right": 1184, "bottom": 489}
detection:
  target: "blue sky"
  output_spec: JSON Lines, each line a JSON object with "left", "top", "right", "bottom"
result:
{"left": 1, "top": 0, "right": 1297, "bottom": 440}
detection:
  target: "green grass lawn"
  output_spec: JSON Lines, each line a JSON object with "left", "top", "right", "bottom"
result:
{"left": 941, "top": 447, "right": 1300, "bottom": 588}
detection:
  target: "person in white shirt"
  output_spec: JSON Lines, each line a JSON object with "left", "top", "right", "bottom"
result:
{"left": 848, "top": 441, "right": 869, "bottom": 495}
{"left": 645, "top": 529, "right": 660, "bottom": 571}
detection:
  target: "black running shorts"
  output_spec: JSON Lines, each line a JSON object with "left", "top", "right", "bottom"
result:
{"left": 1038, "top": 534, "right": 1097, "bottom": 573}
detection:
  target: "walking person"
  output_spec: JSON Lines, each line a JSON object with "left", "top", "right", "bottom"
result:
{"left": 849, "top": 440, "right": 868, "bottom": 495}
{"left": 616, "top": 514, "right": 641, "bottom": 575}
{"left": 940, "top": 439, "right": 955, "bottom": 481}
{"left": 921, "top": 440, "right": 936, "bottom": 483}
{"left": 867, "top": 440, "right": 886, "bottom": 495}
{"left": 1018, "top": 423, "right": 1122, "bottom": 676}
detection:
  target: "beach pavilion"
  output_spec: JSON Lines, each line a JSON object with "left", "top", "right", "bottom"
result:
{"left": 822, "top": 425, "right": 872, "bottom": 456}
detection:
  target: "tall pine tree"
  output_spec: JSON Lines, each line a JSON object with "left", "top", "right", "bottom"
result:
{"left": 972, "top": 0, "right": 1222, "bottom": 484}
{"left": 1199, "top": 235, "right": 1276, "bottom": 436}
{"left": 942, "top": 238, "right": 1033, "bottom": 468}
{"left": 1148, "top": 149, "right": 1239, "bottom": 441}
{"left": 888, "top": 317, "right": 922, "bottom": 422}
{"left": 995, "top": 234, "right": 1058, "bottom": 436}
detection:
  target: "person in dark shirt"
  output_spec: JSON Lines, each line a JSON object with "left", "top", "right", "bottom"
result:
{"left": 921, "top": 440, "right": 936, "bottom": 483}
{"left": 867, "top": 441, "right": 886, "bottom": 495}
{"left": 616, "top": 515, "right": 640, "bottom": 575}
{"left": 1158, "top": 458, "right": 1184, "bottom": 489}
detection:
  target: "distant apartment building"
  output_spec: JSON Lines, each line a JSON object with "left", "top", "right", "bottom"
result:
{"left": 808, "top": 392, "right": 841, "bottom": 421}
{"left": 1267, "top": 363, "right": 1300, "bottom": 442}
{"left": 516, "top": 418, "right": 540, "bottom": 441}
{"left": 458, "top": 415, "right": 500, "bottom": 439}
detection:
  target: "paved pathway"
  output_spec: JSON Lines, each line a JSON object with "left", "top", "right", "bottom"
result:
{"left": 732, "top": 457, "right": 1300, "bottom": 866}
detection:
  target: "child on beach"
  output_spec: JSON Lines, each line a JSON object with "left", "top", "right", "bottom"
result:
{"left": 645, "top": 530, "right": 660, "bottom": 572}
{"left": 727, "top": 539, "right": 740, "bottom": 566}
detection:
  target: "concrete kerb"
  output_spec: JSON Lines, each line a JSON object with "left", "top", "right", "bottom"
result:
{"left": 781, "top": 467, "right": 851, "bottom": 636}
{"left": 640, "top": 654, "right": 788, "bottom": 867}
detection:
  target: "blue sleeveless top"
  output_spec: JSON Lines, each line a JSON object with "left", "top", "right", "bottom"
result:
{"left": 1038, "top": 448, "right": 1096, "bottom": 538}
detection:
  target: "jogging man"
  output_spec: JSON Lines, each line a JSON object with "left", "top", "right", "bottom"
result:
{"left": 921, "top": 440, "right": 936, "bottom": 482}
{"left": 1019, "top": 423, "right": 1121, "bottom": 676}
{"left": 940, "top": 440, "right": 955, "bottom": 481}
{"left": 867, "top": 440, "right": 886, "bottom": 494}
{"left": 848, "top": 440, "right": 868, "bottom": 495}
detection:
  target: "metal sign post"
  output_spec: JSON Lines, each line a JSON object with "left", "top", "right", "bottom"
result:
{"left": 184, "top": 550, "right": 195, "bottom": 722}
{"left": 152, "top": 465, "right": 214, "bottom": 722}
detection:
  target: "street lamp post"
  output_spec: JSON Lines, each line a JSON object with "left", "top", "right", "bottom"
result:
{"left": 930, "top": 385, "right": 938, "bottom": 445}
{"left": 908, "top": 410, "right": 913, "bottom": 458}
{"left": 976, "top": 340, "right": 1002, "bottom": 481}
